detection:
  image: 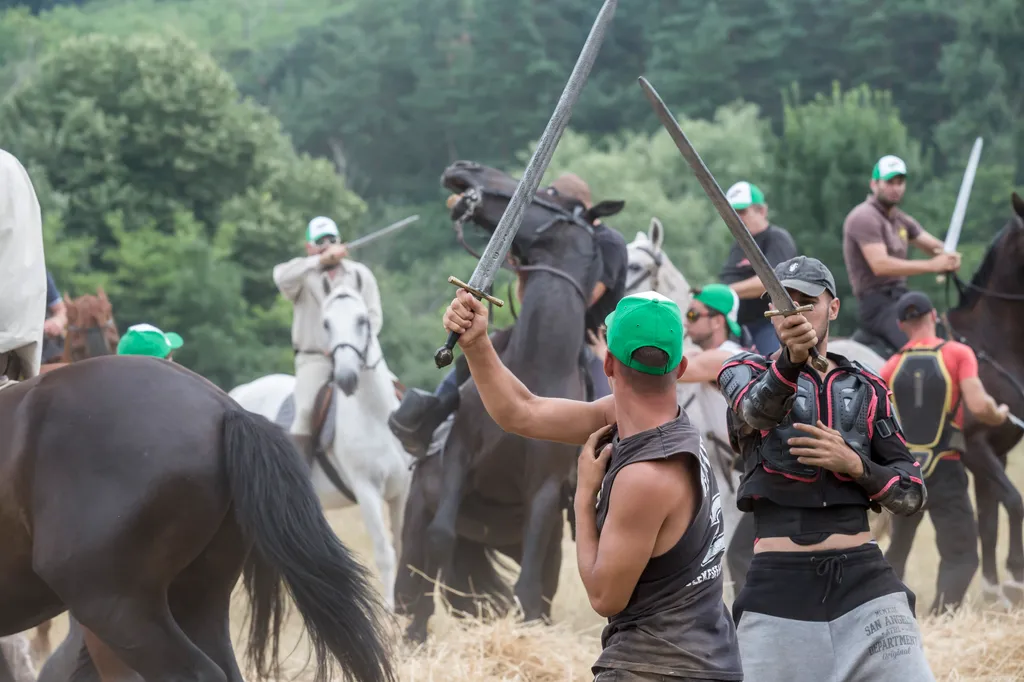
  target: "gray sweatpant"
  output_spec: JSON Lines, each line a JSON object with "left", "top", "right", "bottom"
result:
{"left": 733, "top": 544, "right": 935, "bottom": 682}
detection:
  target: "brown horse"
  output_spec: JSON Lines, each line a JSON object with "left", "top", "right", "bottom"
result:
{"left": 38, "top": 288, "right": 120, "bottom": 376}
{"left": 937, "top": 192, "right": 1024, "bottom": 606}
{"left": 30, "top": 288, "right": 120, "bottom": 660}
{"left": 2, "top": 356, "right": 395, "bottom": 682}
{"left": 393, "top": 160, "right": 623, "bottom": 642}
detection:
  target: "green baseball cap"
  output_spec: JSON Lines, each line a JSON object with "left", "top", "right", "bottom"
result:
{"left": 872, "top": 155, "right": 907, "bottom": 181}
{"left": 116, "top": 323, "right": 183, "bottom": 359}
{"left": 306, "top": 216, "right": 340, "bottom": 243}
{"left": 692, "top": 283, "right": 742, "bottom": 339}
{"left": 726, "top": 181, "right": 765, "bottom": 210}
{"left": 604, "top": 291, "right": 684, "bottom": 376}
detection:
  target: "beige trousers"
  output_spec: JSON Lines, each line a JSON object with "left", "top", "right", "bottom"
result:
{"left": 291, "top": 352, "right": 333, "bottom": 436}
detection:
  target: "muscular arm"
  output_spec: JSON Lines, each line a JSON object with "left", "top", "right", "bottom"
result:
{"left": 852, "top": 376, "right": 927, "bottom": 515}
{"left": 574, "top": 461, "right": 683, "bottom": 617}
{"left": 860, "top": 242, "right": 937, "bottom": 277}
{"left": 679, "top": 348, "right": 732, "bottom": 384}
{"left": 718, "top": 350, "right": 803, "bottom": 430}
{"left": 460, "top": 335, "right": 615, "bottom": 445}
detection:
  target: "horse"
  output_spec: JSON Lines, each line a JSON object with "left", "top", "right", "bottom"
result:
{"left": 920, "top": 191, "right": 1024, "bottom": 608}
{"left": 1, "top": 355, "right": 395, "bottom": 682}
{"left": 393, "top": 160, "right": 623, "bottom": 643}
{"left": 229, "top": 284, "right": 413, "bottom": 609}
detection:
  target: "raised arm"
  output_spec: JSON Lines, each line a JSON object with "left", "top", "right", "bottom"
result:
{"left": 444, "top": 289, "right": 613, "bottom": 445}
{"left": 718, "top": 350, "right": 802, "bottom": 430}
{"left": 679, "top": 348, "right": 733, "bottom": 384}
{"left": 272, "top": 255, "right": 322, "bottom": 302}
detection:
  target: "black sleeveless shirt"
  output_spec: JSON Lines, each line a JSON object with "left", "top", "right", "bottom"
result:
{"left": 593, "top": 410, "right": 743, "bottom": 680}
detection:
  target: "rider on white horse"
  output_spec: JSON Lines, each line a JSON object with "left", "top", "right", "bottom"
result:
{"left": 273, "top": 216, "right": 382, "bottom": 462}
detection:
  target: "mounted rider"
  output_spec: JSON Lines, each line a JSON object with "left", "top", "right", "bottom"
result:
{"left": 842, "top": 155, "right": 960, "bottom": 355}
{"left": 40, "top": 270, "right": 68, "bottom": 364}
{"left": 880, "top": 291, "right": 1008, "bottom": 615}
{"left": 718, "top": 181, "right": 798, "bottom": 356}
{"left": 273, "top": 216, "right": 382, "bottom": 463}
{"left": 0, "top": 147, "right": 47, "bottom": 383}
{"left": 389, "top": 172, "right": 628, "bottom": 457}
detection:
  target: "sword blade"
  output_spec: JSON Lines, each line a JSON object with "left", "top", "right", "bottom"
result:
{"left": 347, "top": 215, "right": 419, "bottom": 250}
{"left": 943, "top": 137, "right": 984, "bottom": 254}
{"left": 461, "top": 0, "right": 617, "bottom": 294}
{"left": 1009, "top": 413, "right": 1024, "bottom": 431}
{"left": 638, "top": 76, "right": 826, "bottom": 371}
{"left": 434, "top": 0, "right": 618, "bottom": 368}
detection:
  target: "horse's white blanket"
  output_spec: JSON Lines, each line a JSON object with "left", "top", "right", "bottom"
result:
{"left": 0, "top": 148, "right": 46, "bottom": 380}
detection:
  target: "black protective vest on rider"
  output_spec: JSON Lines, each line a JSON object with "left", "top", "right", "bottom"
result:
{"left": 719, "top": 349, "right": 927, "bottom": 542}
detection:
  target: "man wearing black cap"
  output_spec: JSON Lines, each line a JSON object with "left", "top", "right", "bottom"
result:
{"left": 879, "top": 291, "right": 1009, "bottom": 614}
{"left": 717, "top": 255, "right": 932, "bottom": 681}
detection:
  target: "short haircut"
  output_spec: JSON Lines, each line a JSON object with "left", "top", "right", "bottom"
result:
{"left": 616, "top": 346, "right": 678, "bottom": 394}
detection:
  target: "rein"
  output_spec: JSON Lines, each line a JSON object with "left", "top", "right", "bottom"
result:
{"left": 625, "top": 243, "right": 664, "bottom": 293}
{"left": 326, "top": 296, "right": 382, "bottom": 372}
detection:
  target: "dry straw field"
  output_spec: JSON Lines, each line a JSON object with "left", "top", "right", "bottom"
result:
{"left": 32, "top": 456, "right": 1024, "bottom": 681}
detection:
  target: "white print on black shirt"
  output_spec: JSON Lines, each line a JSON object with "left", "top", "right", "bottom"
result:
{"left": 688, "top": 439, "right": 726, "bottom": 587}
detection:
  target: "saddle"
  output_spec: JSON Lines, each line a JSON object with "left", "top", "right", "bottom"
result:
{"left": 0, "top": 376, "right": 17, "bottom": 393}
{"left": 851, "top": 328, "right": 897, "bottom": 358}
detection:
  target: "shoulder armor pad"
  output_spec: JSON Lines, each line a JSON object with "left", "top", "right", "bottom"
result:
{"left": 718, "top": 353, "right": 765, "bottom": 406}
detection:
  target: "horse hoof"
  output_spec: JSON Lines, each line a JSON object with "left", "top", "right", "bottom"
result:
{"left": 404, "top": 622, "right": 428, "bottom": 646}
{"left": 981, "top": 580, "right": 1013, "bottom": 611}
{"left": 1002, "top": 579, "right": 1024, "bottom": 606}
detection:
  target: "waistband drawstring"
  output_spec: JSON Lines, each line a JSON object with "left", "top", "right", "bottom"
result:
{"left": 811, "top": 554, "right": 848, "bottom": 603}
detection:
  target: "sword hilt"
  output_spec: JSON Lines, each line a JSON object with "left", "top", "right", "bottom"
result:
{"left": 433, "top": 276, "right": 506, "bottom": 368}
{"left": 763, "top": 304, "right": 829, "bottom": 372}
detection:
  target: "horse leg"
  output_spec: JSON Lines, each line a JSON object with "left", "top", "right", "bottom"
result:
{"left": 386, "top": 465, "right": 412, "bottom": 566}
{"left": 966, "top": 438, "right": 1013, "bottom": 606}
{"left": 36, "top": 619, "right": 99, "bottom": 682}
{"left": 540, "top": 524, "right": 563, "bottom": 622}
{"left": 426, "top": 449, "right": 468, "bottom": 580}
{"left": 514, "top": 475, "right": 564, "bottom": 621}
{"left": 0, "top": 636, "right": 35, "bottom": 682}
{"left": 395, "top": 470, "right": 438, "bottom": 644}
{"left": 352, "top": 480, "right": 398, "bottom": 610}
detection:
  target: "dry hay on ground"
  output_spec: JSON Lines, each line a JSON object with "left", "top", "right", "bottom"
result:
{"left": 26, "top": 457, "right": 1024, "bottom": 680}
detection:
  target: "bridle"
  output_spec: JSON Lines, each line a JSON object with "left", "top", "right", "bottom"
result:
{"left": 325, "top": 293, "right": 382, "bottom": 372}
{"left": 450, "top": 186, "right": 597, "bottom": 307}
{"left": 625, "top": 243, "right": 664, "bottom": 292}
{"left": 66, "top": 318, "right": 118, "bottom": 360}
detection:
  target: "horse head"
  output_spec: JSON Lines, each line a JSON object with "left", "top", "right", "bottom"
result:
{"left": 441, "top": 161, "right": 622, "bottom": 300}
{"left": 63, "top": 287, "right": 119, "bottom": 361}
{"left": 321, "top": 285, "right": 382, "bottom": 397}
{"left": 625, "top": 217, "right": 693, "bottom": 312}
{"left": 953, "top": 191, "right": 1024, "bottom": 313}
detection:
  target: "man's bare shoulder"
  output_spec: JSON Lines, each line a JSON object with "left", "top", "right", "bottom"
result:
{"left": 608, "top": 457, "right": 692, "bottom": 511}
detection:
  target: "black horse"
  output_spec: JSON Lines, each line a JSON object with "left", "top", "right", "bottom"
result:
{"left": 393, "top": 160, "right": 623, "bottom": 642}
{"left": 0, "top": 356, "right": 395, "bottom": 682}
{"left": 939, "top": 192, "right": 1024, "bottom": 605}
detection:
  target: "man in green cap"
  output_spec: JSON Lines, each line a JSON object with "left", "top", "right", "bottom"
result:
{"left": 678, "top": 283, "right": 745, "bottom": 385}
{"left": 718, "top": 181, "right": 798, "bottom": 356}
{"left": 441, "top": 288, "right": 743, "bottom": 682}
{"left": 116, "top": 323, "right": 183, "bottom": 360}
{"left": 842, "top": 155, "right": 960, "bottom": 355}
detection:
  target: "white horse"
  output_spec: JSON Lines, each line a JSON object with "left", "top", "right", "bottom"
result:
{"left": 229, "top": 285, "right": 412, "bottom": 608}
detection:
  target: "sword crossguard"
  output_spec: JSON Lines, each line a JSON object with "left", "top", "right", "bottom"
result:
{"left": 761, "top": 304, "right": 828, "bottom": 372}
{"left": 447, "top": 276, "right": 505, "bottom": 307}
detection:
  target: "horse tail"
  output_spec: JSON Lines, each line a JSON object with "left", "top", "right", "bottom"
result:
{"left": 221, "top": 409, "right": 395, "bottom": 682}
{"left": 444, "top": 538, "right": 516, "bottom": 618}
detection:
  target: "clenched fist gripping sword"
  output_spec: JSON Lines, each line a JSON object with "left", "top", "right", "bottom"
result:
{"left": 638, "top": 76, "right": 829, "bottom": 372}
{"left": 432, "top": 0, "right": 619, "bottom": 368}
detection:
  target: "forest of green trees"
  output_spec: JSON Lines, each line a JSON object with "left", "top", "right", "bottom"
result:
{"left": 1, "top": 0, "right": 1021, "bottom": 390}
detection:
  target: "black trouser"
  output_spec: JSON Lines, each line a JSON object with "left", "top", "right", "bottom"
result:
{"left": 727, "top": 512, "right": 756, "bottom": 595}
{"left": 884, "top": 457, "right": 979, "bottom": 615}
{"left": 857, "top": 286, "right": 909, "bottom": 352}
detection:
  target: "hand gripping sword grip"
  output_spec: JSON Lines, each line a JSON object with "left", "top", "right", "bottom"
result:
{"left": 434, "top": 277, "right": 505, "bottom": 368}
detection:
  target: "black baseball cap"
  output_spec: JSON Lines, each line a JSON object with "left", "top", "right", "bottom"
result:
{"left": 896, "top": 291, "right": 934, "bottom": 322}
{"left": 772, "top": 256, "right": 838, "bottom": 299}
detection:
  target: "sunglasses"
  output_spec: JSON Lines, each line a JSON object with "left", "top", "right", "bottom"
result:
{"left": 314, "top": 234, "right": 339, "bottom": 246}
{"left": 686, "top": 309, "right": 712, "bottom": 322}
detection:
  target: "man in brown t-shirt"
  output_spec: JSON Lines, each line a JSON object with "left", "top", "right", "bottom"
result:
{"left": 842, "top": 155, "right": 960, "bottom": 353}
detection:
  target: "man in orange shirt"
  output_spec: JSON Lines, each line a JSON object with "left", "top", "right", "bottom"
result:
{"left": 879, "top": 291, "right": 1009, "bottom": 614}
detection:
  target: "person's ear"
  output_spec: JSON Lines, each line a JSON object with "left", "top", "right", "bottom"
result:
{"left": 675, "top": 356, "right": 688, "bottom": 380}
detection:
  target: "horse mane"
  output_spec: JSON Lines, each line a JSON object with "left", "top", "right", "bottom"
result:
{"left": 954, "top": 224, "right": 1008, "bottom": 311}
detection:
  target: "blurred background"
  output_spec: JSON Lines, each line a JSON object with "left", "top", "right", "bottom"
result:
{"left": 2, "top": 0, "right": 1019, "bottom": 392}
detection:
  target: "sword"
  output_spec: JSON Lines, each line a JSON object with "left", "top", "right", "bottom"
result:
{"left": 1009, "top": 413, "right": 1024, "bottom": 431}
{"left": 346, "top": 214, "right": 419, "bottom": 251}
{"left": 432, "top": 0, "right": 618, "bottom": 369}
{"left": 638, "top": 76, "right": 828, "bottom": 372}
{"left": 937, "top": 137, "right": 983, "bottom": 284}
